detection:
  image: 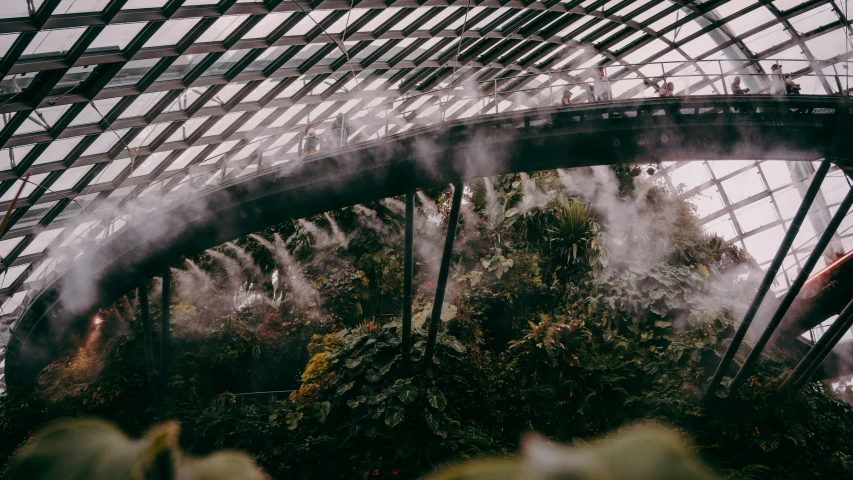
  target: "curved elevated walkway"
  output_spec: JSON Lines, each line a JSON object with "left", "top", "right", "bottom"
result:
{"left": 6, "top": 95, "right": 852, "bottom": 389}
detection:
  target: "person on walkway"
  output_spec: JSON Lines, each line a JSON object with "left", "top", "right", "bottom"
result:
{"left": 330, "top": 114, "right": 350, "bottom": 147}
{"left": 658, "top": 82, "right": 675, "bottom": 97}
{"left": 585, "top": 84, "right": 596, "bottom": 103}
{"left": 731, "top": 76, "right": 750, "bottom": 94}
{"left": 785, "top": 74, "right": 801, "bottom": 95}
{"left": 560, "top": 88, "right": 573, "bottom": 106}
{"left": 303, "top": 123, "right": 319, "bottom": 155}
{"left": 593, "top": 67, "right": 611, "bottom": 102}
{"left": 770, "top": 64, "right": 787, "bottom": 95}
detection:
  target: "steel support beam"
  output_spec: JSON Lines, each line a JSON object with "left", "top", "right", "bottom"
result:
{"left": 702, "top": 158, "right": 832, "bottom": 406}
{"left": 729, "top": 184, "right": 853, "bottom": 396}
{"left": 401, "top": 190, "right": 414, "bottom": 364}
{"left": 787, "top": 161, "right": 845, "bottom": 261}
{"left": 422, "top": 182, "right": 463, "bottom": 370}
{"left": 139, "top": 281, "right": 155, "bottom": 374}
{"left": 159, "top": 264, "right": 171, "bottom": 394}
{"left": 778, "top": 296, "right": 853, "bottom": 397}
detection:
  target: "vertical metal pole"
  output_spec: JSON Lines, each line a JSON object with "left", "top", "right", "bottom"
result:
{"left": 729, "top": 185, "right": 853, "bottom": 396}
{"left": 139, "top": 281, "right": 155, "bottom": 374}
{"left": 719, "top": 60, "right": 728, "bottom": 95}
{"left": 401, "top": 191, "right": 414, "bottom": 364}
{"left": 778, "top": 296, "right": 853, "bottom": 396}
{"left": 160, "top": 264, "right": 171, "bottom": 395}
{"left": 298, "top": 129, "right": 303, "bottom": 156}
{"left": 549, "top": 71, "right": 554, "bottom": 105}
{"left": 385, "top": 103, "right": 389, "bottom": 137}
{"left": 701, "top": 158, "right": 832, "bottom": 406}
{"left": 494, "top": 79, "right": 498, "bottom": 114}
{"left": 422, "top": 182, "right": 464, "bottom": 370}
{"left": 661, "top": 62, "right": 667, "bottom": 95}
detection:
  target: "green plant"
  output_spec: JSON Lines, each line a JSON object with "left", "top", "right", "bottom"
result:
{"left": 9, "top": 419, "right": 264, "bottom": 480}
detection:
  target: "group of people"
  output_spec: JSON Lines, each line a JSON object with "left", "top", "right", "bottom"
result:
{"left": 731, "top": 64, "right": 800, "bottom": 95}
{"left": 558, "top": 63, "right": 803, "bottom": 106}
{"left": 308, "top": 64, "right": 805, "bottom": 154}
{"left": 560, "top": 67, "right": 613, "bottom": 105}
{"left": 302, "top": 114, "right": 350, "bottom": 155}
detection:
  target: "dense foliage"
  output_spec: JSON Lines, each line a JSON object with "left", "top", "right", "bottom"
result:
{"left": 1, "top": 166, "right": 852, "bottom": 479}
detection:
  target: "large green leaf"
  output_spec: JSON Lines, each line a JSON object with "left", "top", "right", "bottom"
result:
{"left": 336, "top": 381, "right": 355, "bottom": 395}
{"left": 398, "top": 386, "right": 419, "bottom": 404}
{"left": 427, "top": 388, "right": 448, "bottom": 411}
{"left": 365, "top": 369, "right": 382, "bottom": 383}
{"left": 424, "top": 411, "right": 446, "bottom": 438}
{"left": 385, "top": 409, "right": 405, "bottom": 428}
{"left": 345, "top": 356, "right": 364, "bottom": 369}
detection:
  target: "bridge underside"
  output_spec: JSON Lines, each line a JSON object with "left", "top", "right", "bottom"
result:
{"left": 5, "top": 95, "right": 852, "bottom": 390}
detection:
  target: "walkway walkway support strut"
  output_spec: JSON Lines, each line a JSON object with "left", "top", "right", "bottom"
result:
{"left": 422, "top": 182, "right": 463, "bottom": 370}
{"left": 160, "top": 265, "right": 171, "bottom": 395}
{"left": 702, "top": 158, "right": 832, "bottom": 406}
{"left": 139, "top": 281, "right": 155, "bottom": 374}
{"left": 778, "top": 296, "right": 853, "bottom": 397}
{"left": 729, "top": 182, "right": 853, "bottom": 396}
{"left": 401, "top": 190, "right": 414, "bottom": 365}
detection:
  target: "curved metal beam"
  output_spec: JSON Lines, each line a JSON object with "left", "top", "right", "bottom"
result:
{"left": 4, "top": 94, "right": 849, "bottom": 391}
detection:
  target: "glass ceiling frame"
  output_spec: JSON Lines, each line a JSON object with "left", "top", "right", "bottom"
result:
{"left": 0, "top": 0, "right": 852, "bottom": 385}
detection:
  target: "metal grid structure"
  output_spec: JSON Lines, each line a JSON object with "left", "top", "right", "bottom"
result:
{"left": 655, "top": 160, "right": 853, "bottom": 293}
{"left": 0, "top": 0, "right": 852, "bottom": 386}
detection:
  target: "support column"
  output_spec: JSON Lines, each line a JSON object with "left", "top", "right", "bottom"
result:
{"left": 729, "top": 185, "right": 853, "bottom": 396}
{"left": 778, "top": 296, "right": 853, "bottom": 397}
{"left": 422, "top": 182, "right": 463, "bottom": 370}
{"left": 701, "top": 158, "right": 831, "bottom": 406}
{"left": 401, "top": 191, "right": 414, "bottom": 363}
{"left": 160, "top": 264, "right": 171, "bottom": 394}
{"left": 787, "top": 161, "right": 844, "bottom": 262}
{"left": 139, "top": 281, "right": 155, "bottom": 374}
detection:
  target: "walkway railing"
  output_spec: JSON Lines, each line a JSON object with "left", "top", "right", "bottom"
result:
{"left": 4, "top": 58, "right": 852, "bottom": 323}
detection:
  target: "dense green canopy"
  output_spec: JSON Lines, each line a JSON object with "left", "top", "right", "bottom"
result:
{"left": 1, "top": 167, "right": 852, "bottom": 479}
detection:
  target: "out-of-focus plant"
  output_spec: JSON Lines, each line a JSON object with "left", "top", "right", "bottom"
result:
{"left": 425, "top": 424, "right": 719, "bottom": 480}
{"left": 9, "top": 419, "right": 265, "bottom": 480}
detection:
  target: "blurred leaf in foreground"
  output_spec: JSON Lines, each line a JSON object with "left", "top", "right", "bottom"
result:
{"left": 426, "top": 424, "right": 720, "bottom": 480}
{"left": 8, "top": 418, "right": 265, "bottom": 480}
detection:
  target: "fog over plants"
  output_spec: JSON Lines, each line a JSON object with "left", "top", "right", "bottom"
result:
{"left": 1, "top": 165, "right": 852, "bottom": 480}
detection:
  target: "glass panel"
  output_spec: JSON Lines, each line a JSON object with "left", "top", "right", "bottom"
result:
{"left": 105, "top": 58, "right": 160, "bottom": 88}
{"left": 159, "top": 53, "right": 208, "bottom": 82}
{"left": 22, "top": 28, "right": 86, "bottom": 57}
{"left": 56, "top": 0, "right": 111, "bottom": 14}
{"left": 201, "top": 49, "right": 250, "bottom": 76}
{"left": 244, "top": 12, "right": 294, "bottom": 39}
{"left": 197, "top": 15, "right": 250, "bottom": 43}
{"left": 143, "top": 18, "right": 201, "bottom": 48}
{"left": 123, "top": 0, "right": 169, "bottom": 9}
{"left": 88, "top": 23, "right": 146, "bottom": 51}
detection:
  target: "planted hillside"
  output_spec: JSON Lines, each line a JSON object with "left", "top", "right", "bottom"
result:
{"left": 1, "top": 166, "right": 852, "bottom": 479}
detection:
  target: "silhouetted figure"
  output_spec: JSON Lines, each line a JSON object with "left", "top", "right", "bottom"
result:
{"left": 658, "top": 82, "right": 675, "bottom": 97}
{"left": 561, "top": 88, "right": 573, "bottom": 106}
{"left": 785, "top": 74, "right": 801, "bottom": 95}
{"left": 330, "top": 114, "right": 350, "bottom": 147}
{"left": 731, "top": 76, "right": 750, "bottom": 94}
{"left": 303, "top": 123, "right": 319, "bottom": 155}
{"left": 770, "top": 64, "right": 787, "bottom": 95}
{"left": 593, "top": 67, "right": 611, "bottom": 102}
{"left": 585, "top": 84, "right": 596, "bottom": 103}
